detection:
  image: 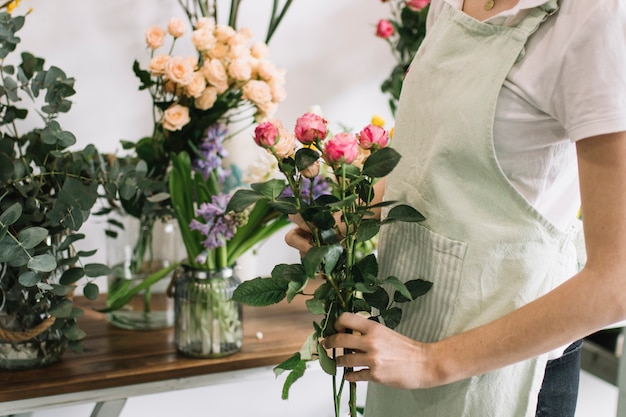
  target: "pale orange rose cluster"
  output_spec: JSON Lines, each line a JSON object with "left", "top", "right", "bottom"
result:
{"left": 144, "top": 17, "right": 286, "bottom": 132}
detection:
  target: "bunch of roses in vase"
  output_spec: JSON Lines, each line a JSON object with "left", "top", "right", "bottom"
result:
{"left": 101, "top": 13, "right": 288, "bottom": 328}
{"left": 229, "top": 111, "right": 432, "bottom": 416}
{"left": 375, "top": 0, "right": 430, "bottom": 115}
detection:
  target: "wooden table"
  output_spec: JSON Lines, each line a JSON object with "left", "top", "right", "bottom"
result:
{"left": 0, "top": 295, "right": 315, "bottom": 417}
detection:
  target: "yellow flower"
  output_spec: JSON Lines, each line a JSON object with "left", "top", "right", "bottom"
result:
{"left": 390, "top": 127, "right": 395, "bottom": 139}
{"left": 371, "top": 114, "right": 385, "bottom": 127}
{"left": 6, "top": 0, "right": 21, "bottom": 13}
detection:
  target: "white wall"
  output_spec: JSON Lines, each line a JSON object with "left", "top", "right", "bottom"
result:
{"left": 14, "top": 0, "right": 394, "bottom": 281}
{"left": 11, "top": 1, "right": 392, "bottom": 416}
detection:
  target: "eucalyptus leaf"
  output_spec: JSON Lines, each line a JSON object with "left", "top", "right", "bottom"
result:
{"left": 49, "top": 299, "right": 73, "bottom": 318}
{"left": 27, "top": 254, "right": 57, "bottom": 272}
{"left": 0, "top": 202, "right": 21, "bottom": 226}
{"left": 83, "top": 263, "right": 112, "bottom": 277}
{"left": 62, "top": 322, "right": 86, "bottom": 341}
{"left": 17, "top": 226, "right": 48, "bottom": 249}
{"left": 83, "top": 282, "right": 100, "bottom": 300}
{"left": 18, "top": 270, "right": 40, "bottom": 287}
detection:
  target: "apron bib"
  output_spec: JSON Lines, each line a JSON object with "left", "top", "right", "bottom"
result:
{"left": 366, "top": 2, "right": 578, "bottom": 416}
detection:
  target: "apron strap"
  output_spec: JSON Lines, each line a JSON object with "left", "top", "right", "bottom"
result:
{"left": 514, "top": 0, "right": 559, "bottom": 61}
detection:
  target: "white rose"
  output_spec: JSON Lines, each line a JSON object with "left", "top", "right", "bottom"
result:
{"left": 162, "top": 104, "right": 190, "bottom": 131}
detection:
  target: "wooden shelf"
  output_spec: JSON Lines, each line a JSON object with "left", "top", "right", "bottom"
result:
{"left": 0, "top": 294, "right": 315, "bottom": 404}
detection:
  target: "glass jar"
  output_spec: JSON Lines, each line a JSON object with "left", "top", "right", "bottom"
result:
{"left": 106, "top": 216, "right": 185, "bottom": 330}
{"left": 173, "top": 266, "right": 243, "bottom": 358}
{"left": 0, "top": 325, "right": 65, "bottom": 370}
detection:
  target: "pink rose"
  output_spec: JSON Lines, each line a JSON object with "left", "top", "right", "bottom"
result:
{"left": 376, "top": 19, "right": 394, "bottom": 39}
{"left": 254, "top": 120, "right": 280, "bottom": 148}
{"left": 358, "top": 124, "right": 390, "bottom": 149}
{"left": 294, "top": 112, "right": 328, "bottom": 144}
{"left": 324, "top": 132, "right": 359, "bottom": 164}
{"left": 162, "top": 104, "right": 190, "bottom": 131}
{"left": 145, "top": 25, "right": 166, "bottom": 50}
{"left": 254, "top": 120, "right": 296, "bottom": 158}
{"left": 167, "top": 17, "right": 186, "bottom": 38}
{"left": 406, "top": 0, "right": 430, "bottom": 11}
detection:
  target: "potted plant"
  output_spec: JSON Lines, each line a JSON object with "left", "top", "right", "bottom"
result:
{"left": 0, "top": 11, "right": 110, "bottom": 369}
{"left": 100, "top": 0, "right": 294, "bottom": 331}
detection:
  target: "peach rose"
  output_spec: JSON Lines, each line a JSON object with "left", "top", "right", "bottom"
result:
{"left": 208, "top": 42, "right": 229, "bottom": 60}
{"left": 272, "top": 124, "right": 297, "bottom": 158}
{"left": 255, "top": 59, "right": 278, "bottom": 81}
{"left": 162, "top": 104, "right": 190, "bottom": 131}
{"left": 229, "top": 44, "right": 251, "bottom": 60}
{"left": 202, "top": 59, "right": 229, "bottom": 93}
{"left": 192, "top": 27, "right": 216, "bottom": 52}
{"left": 195, "top": 17, "right": 215, "bottom": 31}
{"left": 148, "top": 54, "right": 170, "bottom": 75}
{"left": 215, "top": 24, "right": 236, "bottom": 43}
{"left": 195, "top": 87, "right": 219, "bottom": 110}
{"left": 228, "top": 58, "right": 252, "bottom": 82}
{"left": 145, "top": 25, "right": 166, "bottom": 50}
{"left": 250, "top": 42, "right": 269, "bottom": 59}
{"left": 186, "top": 72, "right": 207, "bottom": 98}
{"left": 242, "top": 80, "right": 272, "bottom": 105}
{"left": 165, "top": 56, "right": 195, "bottom": 86}
{"left": 167, "top": 17, "right": 186, "bottom": 38}
{"left": 269, "top": 80, "right": 286, "bottom": 103}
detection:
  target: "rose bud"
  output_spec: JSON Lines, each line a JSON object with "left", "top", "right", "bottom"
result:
{"left": 295, "top": 112, "right": 328, "bottom": 144}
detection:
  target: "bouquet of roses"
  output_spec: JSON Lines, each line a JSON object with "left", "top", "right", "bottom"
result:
{"left": 229, "top": 112, "right": 432, "bottom": 416}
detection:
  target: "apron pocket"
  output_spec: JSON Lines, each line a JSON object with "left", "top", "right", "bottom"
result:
{"left": 378, "top": 222, "right": 467, "bottom": 343}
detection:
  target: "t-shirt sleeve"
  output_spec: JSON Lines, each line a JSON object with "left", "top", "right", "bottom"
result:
{"left": 551, "top": 0, "right": 626, "bottom": 142}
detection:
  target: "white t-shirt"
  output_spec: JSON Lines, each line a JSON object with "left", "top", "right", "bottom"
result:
{"left": 426, "top": 0, "right": 626, "bottom": 230}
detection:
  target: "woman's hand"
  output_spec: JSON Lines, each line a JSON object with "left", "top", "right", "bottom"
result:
{"left": 284, "top": 214, "right": 314, "bottom": 257}
{"left": 322, "top": 313, "right": 443, "bottom": 389}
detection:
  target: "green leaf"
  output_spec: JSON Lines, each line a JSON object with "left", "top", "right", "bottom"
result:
{"left": 295, "top": 148, "right": 320, "bottom": 171}
{"left": 18, "top": 270, "right": 40, "bottom": 287}
{"left": 62, "top": 322, "right": 86, "bottom": 341}
{"left": 363, "top": 287, "right": 390, "bottom": 311}
{"left": 305, "top": 298, "right": 326, "bottom": 315}
{"left": 380, "top": 307, "right": 402, "bottom": 329}
{"left": 362, "top": 147, "right": 401, "bottom": 178}
{"left": 0, "top": 202, "right": 22, "bottom": 226}
{"left": 60, "top": 267, "right": 85, "bottom": 285}
{"left": 383, "top": 276, "right": 412, "bottom": 301}
{"left": 231, "top": 276, "right": 288, "bottom": 306}
{"left": 302, "top": 245, "right": 343, "bottom": 278}
{"left": 394, "top": 278, "right": 433, "bottom": 303}
{"left": 83, "top": 263, "right": 112, "bottom": 277}
{"left": 17, "top": 227, "right": 48, "bottom": 249}
{"left": 226, "top": 189, "right": 262, "bottom": 212}
{"left": 27, "top": 254, "right": 57, "bottom": 272}
{"left": 382, "top": 204, "right": 426, "bottom": 224}
{"left": 49, "top": 299, "right": 73, "bottom": 318}
{"left": 83, "top": 282, "right": 99, "bottom": 300}
{"left": 317, "top": 341, "right": 336, "bottom": 376}
{"left": 355, "top": 219, "right": 380, "bottom": 243}
{"left": 251, "top": 179, "right": 287, "bottom": 200}
{"left": 57, "top": 233, "right": 85, "bottom": 252}
{"left": 273, "top": 352, "right": 302, "bottom": 377}
{"left": 281, "top": 360, "right": 307, "bottom": 400}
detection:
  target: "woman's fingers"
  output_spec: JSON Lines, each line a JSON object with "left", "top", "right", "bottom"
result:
{"left": 284, "top": 227, "right": 313, "bottom": 256}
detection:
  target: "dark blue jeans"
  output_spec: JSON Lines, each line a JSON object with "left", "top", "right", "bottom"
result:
{"left": 535, "top": 339, "right": 583, "bottom": 417}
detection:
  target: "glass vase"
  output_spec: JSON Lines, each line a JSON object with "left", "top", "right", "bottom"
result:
{"left": 106, "top": 216, "right": 184, "bottom": 330}
{"left": 173, "top": 266, "right": 243, "bottom": 358}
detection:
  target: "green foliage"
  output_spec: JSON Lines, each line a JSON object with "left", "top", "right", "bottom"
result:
{"left": 0, "top": 12, "right": 111, "bottom": 351}
{"left": 378, "top": 2, "right": 430, "bottom": 115}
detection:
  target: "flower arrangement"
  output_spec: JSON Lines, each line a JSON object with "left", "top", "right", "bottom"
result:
{"left": 376, "top": 0, "right": 430, "bottom": 115}
{"left": 103, "top": 4, "right": 291, "bottom": 317}
{"left": 0, "top": 11, "right": 111, "bottom": 359}
{"left": 229, "top": 112, "right": 432, "bottom": 416}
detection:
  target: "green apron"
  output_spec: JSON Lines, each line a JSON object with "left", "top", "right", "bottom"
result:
{"left": 367, "top": 1, "right": 577, "bottom": 416}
